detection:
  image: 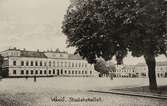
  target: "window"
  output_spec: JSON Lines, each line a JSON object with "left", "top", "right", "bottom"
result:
{"left": 49, "top": 70, "right": 51, "bottom": 74}
{"left": 65, "top": 70, "right": 67, "bottom": 74}
{"left": 61, "top": 69, "right": 63, "bottom": 74}
{"left": 72, "top": 71, "right": 74, "bottom": 74}
{"left": 75, "top": 71, "right": 77, "bottom": 74}
{"left": 40, "top": 70, "right": 42, "bottom": 74}
{"left": 31, "top": 70, "right": 34, "bottom": 74}
{"left": 35, "top": 70, "right": 38, "bottom": 74}
{"left": 21, "top": 61, "right": 24, "bottom": 66}
{"left": 21, "top": 70, "right": 24, "bottom": 74}
{"left": 85, "top": 71, "right": 87, "bottom": 74}
{"left": 31, "top": 61, "right": 33, "bottom": 66}
{"left": 68, "top": 70, "right": 71, "bottom": 74}
{"left": 40, "top": 61, "right": 42, "bottom": 66}
{"left": 53, "top": 69, "right": 55, "bottom": 74}
{"left": 13, "top": 61, "right": 16, "bottom": 66}
{"left": 82, "top": 71, "right": 84, "bottom": 74}
{"left": 26, "top": 70, "right": 29, "bottom": 74}
{"left": 35, "top": 61, "right": 38, "bottom": 66}
{"left": 44, "top": 70, "right": 47, "bottom": 74}
{"left": 49, "top": 61, "right": 51, "bottom": 66}
{"left": 13, "top": 70, "right": 16, "bottom": 74}
{"left": 79, "top": 71, "right": 81, "bottom": 74}
{"left": 90, "top": 71, "right": 92, "bottom": 74}
{"left": 53, "top": 61, "right": 55, "bottom": 67}
{"left": 44, "top": 62, "right": 47, "bottom": 66}
{"left": 26, "top": 61, "right": 29, "bottom": 66}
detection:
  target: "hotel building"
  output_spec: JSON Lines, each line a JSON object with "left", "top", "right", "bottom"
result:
{"left": 0, "top": 48, "right": 99, "bottom": 78}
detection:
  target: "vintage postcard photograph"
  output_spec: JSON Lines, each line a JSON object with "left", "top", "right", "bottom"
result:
{"left": 0, "top": 0, "right": 167, "bottom": 106}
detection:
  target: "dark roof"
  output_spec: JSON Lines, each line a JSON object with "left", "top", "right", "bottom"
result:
{"left": 20, "top": 50, "right": 47, "bottom": 58}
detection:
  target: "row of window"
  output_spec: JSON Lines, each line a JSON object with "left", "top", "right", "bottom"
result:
{"left": 13, "top": 60, "right": 89, "bottom": 68}
{"left": 13, "top": 69, "right": 93, "bottom": 75}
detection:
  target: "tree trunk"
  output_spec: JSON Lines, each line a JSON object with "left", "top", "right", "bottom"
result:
{"left": 144, "top": 55, "right": 157, "bottom": 91}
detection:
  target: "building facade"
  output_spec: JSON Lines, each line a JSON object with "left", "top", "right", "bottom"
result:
{"left": 113, "top": 65, "right": 136, "bottom": 78}
{"left": 0, "top": 48, "right": 99, "bottom": 78}
{"left": 135, "top": 61, "right": 167, "bottom": 78}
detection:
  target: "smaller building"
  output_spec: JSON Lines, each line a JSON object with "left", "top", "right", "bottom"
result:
{"left": 114, "top": 65, "right": 136, "bottom": 78}
{"left": 135, "top": 61, "right": 167, "bottom": 78}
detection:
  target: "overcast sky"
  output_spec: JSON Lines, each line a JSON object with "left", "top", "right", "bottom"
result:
{"left": 0, "top": 0, "right": 166, "bottom": 64}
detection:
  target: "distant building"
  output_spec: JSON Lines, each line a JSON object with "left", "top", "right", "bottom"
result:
{"left": 114, "top": 65, "right": 136, "bottom": 78}
{"left": 135, "top": 61, "right": 167, "bottom": 78}
{"left": 0, "top": 48, "right": 99, "bottom": 78}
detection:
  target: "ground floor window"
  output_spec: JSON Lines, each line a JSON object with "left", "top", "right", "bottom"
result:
{"left": 68, "top": 70, "right": 71, "bottom": 74}
{"left": 53, "top": 69, "right": 55, "bottom": 74}
{"left": 35, "top": 70, "right": 38, "bottom": 74}
{"left": 61, "top": 69, "right": 63, "bottom": 74}
{"left": 21, "top": 70, "right": 24, "bottom": 74}
{"left": 13, "top": 70, "right": 16, "bottom": 74}
{"left": 26, "top": 70, "right": 29, "bottom": 74}
{"left": 49, "top": 70, "right": 51, "bottom": 74}
{"left": 65, "top": 70, "right": 67, "bottom": 74}
{"left": 40, "top": 70, "right": 42, "bottom": 74}
{"left": 44, "top": 70, "right": 47, "bottom": 74}
{"left": 31, "top": 70, "right": 33, "bottom": 74}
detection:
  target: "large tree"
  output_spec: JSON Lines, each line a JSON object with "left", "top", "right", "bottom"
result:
{"left": 62, "top": 0, "right": 167, "bottom": 90}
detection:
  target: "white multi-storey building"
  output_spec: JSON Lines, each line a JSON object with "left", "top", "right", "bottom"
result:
{"left": 0, "top": 48, "right": 99, "bottom": 78}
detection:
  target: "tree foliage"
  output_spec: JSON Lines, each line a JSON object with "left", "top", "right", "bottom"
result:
{"left": 62, "top": 0, "right": 167, "bottom": 64}
{"left": 94, "top": 58, "right": 116, "bottom": 74}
